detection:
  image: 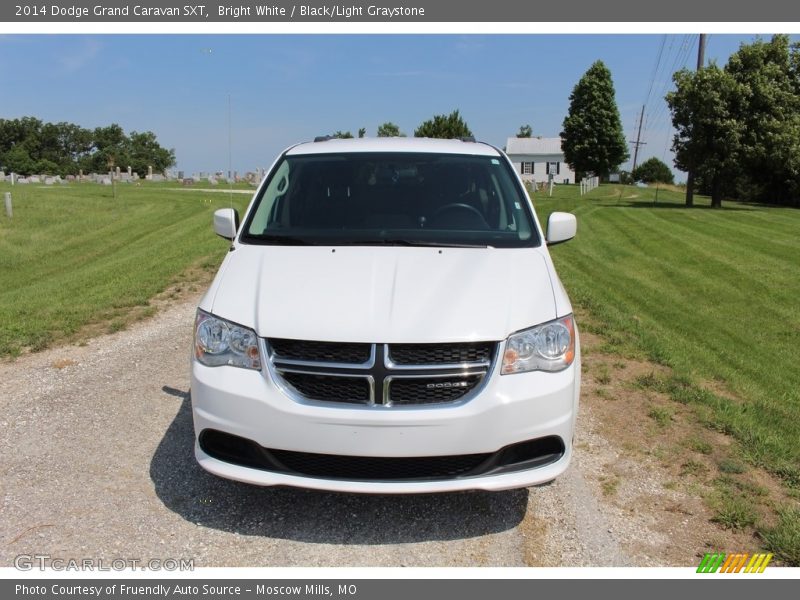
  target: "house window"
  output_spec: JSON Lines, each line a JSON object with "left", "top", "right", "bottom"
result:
{"left": 546, "top": 162, "right": 560, "bottom": 175}
{"left": 521, "top": 162, "right": 534, "bottom": 175}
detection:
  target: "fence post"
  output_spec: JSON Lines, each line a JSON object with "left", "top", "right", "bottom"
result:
{"left": 4, "top": 192, "right": 12, "bottom": 218}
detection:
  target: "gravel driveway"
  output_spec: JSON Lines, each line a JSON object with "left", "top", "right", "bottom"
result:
{"left": 0, "top": 296, "right": 738, "bottom": 568}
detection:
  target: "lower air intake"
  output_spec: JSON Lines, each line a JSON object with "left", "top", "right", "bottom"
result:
{"left": 199, "top": 429, "right": 565, "bottom": 482}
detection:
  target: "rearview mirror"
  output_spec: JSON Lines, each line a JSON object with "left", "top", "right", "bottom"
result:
{"left": 546, "top": 212, "right": 577, "bottom": 246}
{"left": 213, "top": 208, "right": 240, "bottom": 240}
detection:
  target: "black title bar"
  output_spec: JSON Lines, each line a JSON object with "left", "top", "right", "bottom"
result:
{"left": 4, "top": 579, "right": 798, "bottom": 600}
{"left": 4, "top": 0, "right": 800, "bottom": 22}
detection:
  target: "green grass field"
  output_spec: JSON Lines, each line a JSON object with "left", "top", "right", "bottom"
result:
{"left": 0, "top": 181, "right": 249, "bottom": 356}
{"left": 536, "top": 183, "right": 800, "bottom": 564}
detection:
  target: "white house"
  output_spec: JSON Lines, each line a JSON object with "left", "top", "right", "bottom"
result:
{"left": 505, "top": 137, "right": 576, "bottom": 185}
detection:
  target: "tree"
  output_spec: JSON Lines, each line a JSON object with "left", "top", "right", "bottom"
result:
{"left": 667, "top": 64, "right": 743, "bottom": 209}
{"left": 331, "top": 130, "right": 354, "bottom": 139}
{"left": 127, "top": 131, "right": 176, "bottom": 175}
{"left": 34, "top": 158, "right": 60, "bottom": 175}
{"left": 517, "top": 124, "right": 532, "bottom": 138}
{"left": 357, "top": 127, "right": 366, "bottom": 139}
{"left": 631, "top": 157, "right": 674, "bottom": 184}
{"left": 377, "top": 122, "right": 404, "bottom": 137}
{"left": 414, "top": 109, "right": 472, "bottom": 139}
{"left": 2, "top": 146, "right": 36, "bottom": 175}
{"left": 561, "top": 61, "right": 629, "bottom": 179}
{"left": 85, "top": 124, "right": 130, "bottom": 173}
{"left": 724, "top": 35, "right": 800, "bottom": 205}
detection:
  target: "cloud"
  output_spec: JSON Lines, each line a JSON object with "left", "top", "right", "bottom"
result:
{"left": 58, "top": 38, "right": 102, "bottom": 73}
{"left": 368, "top": 70, "right": 429, "bottom": 78}
{"left": 452, "top": 36, "right": 486, "bottom": 55}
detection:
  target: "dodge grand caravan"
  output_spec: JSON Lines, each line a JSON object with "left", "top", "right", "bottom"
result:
{"left": 190, "top": 137, "right": 579, "bottom": 493}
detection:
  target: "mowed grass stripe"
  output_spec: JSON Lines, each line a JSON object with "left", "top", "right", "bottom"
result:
{"left": 613, "top": 208, "right": 800, "bottom": 386}
{"left": 0, "top": 184, "right": 247, "bottom": 355}
{"left": 553, "top": 257, "right": 800, "bottom": 476}
{"left": 538, "top": 185, "right": 800, "bottom": 482}
{"left": 630, "top": 205, "right": 800, "bottom": 272}
{"left": 615, "top": 207, "right": 800, "bottom": 316}
{"left": 1, "top": 200, "right": 207, "bottom": 295}
{"left": 559, "top": 206, "right": 800, "bottom": 396}
{"left": 0, "top": 193, "right": 213, "bottom": 277}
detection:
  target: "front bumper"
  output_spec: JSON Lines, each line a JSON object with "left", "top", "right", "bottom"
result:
{"left": 190, "top": 344, "right": 580, "bottom": 493}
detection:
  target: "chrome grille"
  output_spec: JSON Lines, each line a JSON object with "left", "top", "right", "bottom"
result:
{"left": 267, "top": 340, "right": 497, "bottom": 407}
{"left": 281, "top": 372, "right": 371, "bottom": 404}
{"left": 388, "top": 342, "right": 494, "bottom": 366}
{"left": 269, "top": 338, "right": 372, "bottom": 365}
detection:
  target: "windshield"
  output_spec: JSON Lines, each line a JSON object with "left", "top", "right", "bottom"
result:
{"left": 241, "top": 152, "right": 540, "bottom": 248}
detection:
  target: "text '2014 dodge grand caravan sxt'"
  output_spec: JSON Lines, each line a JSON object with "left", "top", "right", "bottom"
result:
{"left": 190, "top": 137, "right": 580, "bottom": 493}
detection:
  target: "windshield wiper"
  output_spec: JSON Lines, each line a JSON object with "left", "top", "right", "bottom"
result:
{"left": 341, "top": 239, "right": 490, "bottom": 248}
{"left": 246, "top": 234, "right": 317, "bottom": 245}
{"left": 246, "top": 234, "right": 490, "bottom": 248}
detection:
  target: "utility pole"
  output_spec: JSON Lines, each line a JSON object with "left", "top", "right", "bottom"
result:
{"left": 697, "top": 34, "right": 707, "bottom": 73}
{"left": 630, "top": 105, "right": 647, "bottom": 175}
{"left": 685, "top": 34, "right": 707, "bottom": 207}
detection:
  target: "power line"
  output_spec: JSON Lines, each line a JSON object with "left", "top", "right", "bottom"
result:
{"left": 628, "top": 35, "right": 671, "bottom": 169}
{"left": 643, "top": 36, "right": 667, "bottom": 108}
{"left": 645, "top": 35, "right": 698, "bottom": 147}
{"left": 647, "top": 35, "right": 696, "bottom": 129}
{"left": 632, "top": 35, "right": 700, "bottom": 173}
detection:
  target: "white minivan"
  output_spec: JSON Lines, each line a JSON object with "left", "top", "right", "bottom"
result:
{"left": 191, "top": 137, "right": 579, "bottom": 493}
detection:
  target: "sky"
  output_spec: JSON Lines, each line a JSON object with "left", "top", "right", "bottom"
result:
{"left": 1, "top": 33, "right": 796, "bottom": 179}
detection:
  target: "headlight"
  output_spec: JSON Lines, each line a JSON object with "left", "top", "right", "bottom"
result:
{"left": 194, "top": 309, "right": 261, "bottom": 370}
{"left": 501, "top": 314, "right": 575, "bottom": 374}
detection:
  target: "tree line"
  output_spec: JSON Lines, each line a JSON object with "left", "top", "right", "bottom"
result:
{"left": 0, "top": 117, "right": 176, "bottom": 177}
{"left": 535, "top": 35, "right": 800, "bottom": 208}
{"left": 327, "top": 111, "right": 473, "bottom": 141}
{"left": 557, "top": 36, "right": 800, "bottom": 208}
{"left": 668, "top": 35, "right": 800, "bottom": 208}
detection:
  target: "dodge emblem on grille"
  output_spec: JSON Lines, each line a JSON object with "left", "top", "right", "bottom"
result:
{"left": 426, "top": 381, "right": 469, "bottom": 389}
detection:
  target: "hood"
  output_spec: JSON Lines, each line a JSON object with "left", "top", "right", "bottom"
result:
{"left": 207, "top": 244, "right": 557, "bottom": 343}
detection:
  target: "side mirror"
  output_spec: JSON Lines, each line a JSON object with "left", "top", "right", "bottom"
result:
{"left": 546, "top": 212, "right": 577, "bottom": 246}
{"left": 213, "top": 208, "right": 240, "bottom": 240}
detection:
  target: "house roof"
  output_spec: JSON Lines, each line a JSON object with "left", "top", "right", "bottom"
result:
{"left": 505, "top": 137, "right": 564, "bottom": 156}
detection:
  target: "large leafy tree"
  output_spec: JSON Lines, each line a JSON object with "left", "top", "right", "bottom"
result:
{"left": 561, "top": 61, "right": 629, "bottom": 179}
{"left": 724, "top": 35, "right": 800, "bottom": 205}
{"left": 665, "top": 35, "right": 800, "bottom": 207}
{"left": 631, "top": 157, "right": 674, "bottom": 184}
{"left": 667, "top": 64, "right": 742, "bottom": 209}
{"left": 88, "top": 124, "right": 129, "bottom": 172}
{"left": 517, "top": 124, "right": 532, "bottom": 138}
{"left": 2, "top": 146, "right": 36, "bottom": 175}
{"left": 414, "top": 110, "right": 472, "bottom": 139}
{"left": 127, "top": 131, "right": 176, "bottom": 174}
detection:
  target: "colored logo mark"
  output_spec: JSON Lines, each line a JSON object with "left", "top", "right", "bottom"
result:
{"left": 697, "top": 552, "right": 773, "bottom": 573}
